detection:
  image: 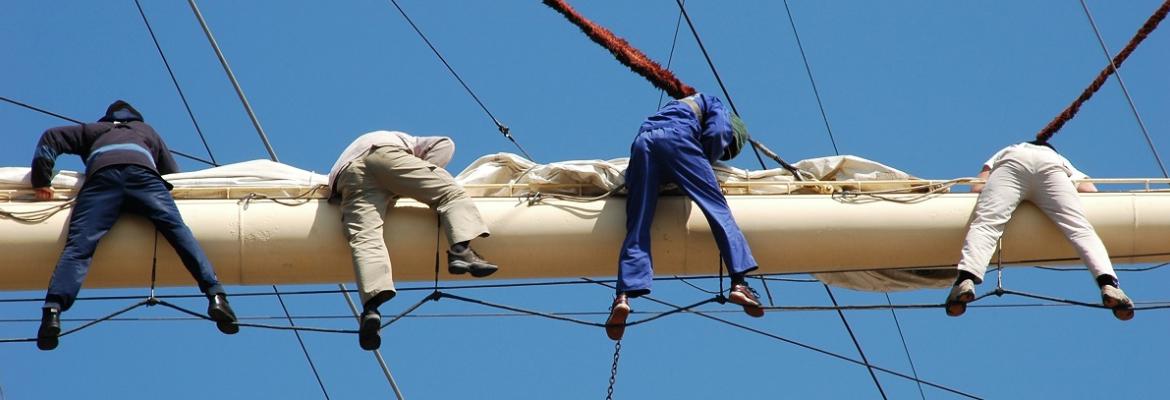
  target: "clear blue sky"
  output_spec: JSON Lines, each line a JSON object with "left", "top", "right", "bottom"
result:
{"left": 2, "top": 1, "right": 1168, "bottom": 399}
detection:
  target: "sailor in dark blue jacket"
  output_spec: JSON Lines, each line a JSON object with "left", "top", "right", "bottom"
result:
{"left": 30, "top": 100, "right": 238, "bottom": 351}
{"left": 606, "top": 93, "right": 764, "bottom": 340}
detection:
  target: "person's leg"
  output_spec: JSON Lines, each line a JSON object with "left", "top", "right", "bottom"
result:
{"left": 338, "top": 159, "right": 396, "bottom": 308}
{"left": 39, "top": 167, "right": 125, "bottom": 350}
{"left": 1031, "top": 168, "right": 1132, "bottom": 320}
{"left": 947, "top": 161, "right": 1028, "bottom": 316}
{"left": 123, "top": 167, "right": 222, "bottom": 295}
{"left": 607, "top": 132, "right": 662, "bottom": 340}
{"left": 654, "top": 132, "right": 764, "bottom": 317}
{"left": 655, "top": 133, "right": 757, "bottom": 277}
{"left": 122, "top": 166, "right": 239, "bottom": 333}
{"left": 44, "top": 169, "right": 126, "bottom": 312}
{"left": 363, "top": 146, "right": 496, "bottom": 277}
{"left": 338, "top": 158, "right": 396, "bottom": 350}
{"left": 617, "top": 132, "right": 663, "bottom": 297}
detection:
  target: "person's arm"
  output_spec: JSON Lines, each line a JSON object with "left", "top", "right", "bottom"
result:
{"left": 150, "top": 126, "right": 181, "bottom": 175}
{"left": 30, "top": 124, "right": 89, "bottom": 198}
{"left": 970, "top": 166, "right": 991, "bottom": 193}
{"left": 1076, "top": 181, "right": 1098, "bottom": 192}
{"left": 697, "top": 95, "right": 734, "bottom": 163}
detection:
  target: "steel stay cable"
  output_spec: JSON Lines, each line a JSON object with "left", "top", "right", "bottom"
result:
{"left": 0, "top": 300, "right": 148, "bottom": 343}
{"left": 884, "top": 293, "right": 927, "bottom": 400}
{"left": 0, "top": 95, "right": 217, "bottom": 167}
{"left": 131, "top": 0, "right": 218, "bottom": 166}
{"left": 1078, "top": 0, "right": 1169, "bottom": 179}
{"left": 656, "top": 0, "right": 686, "bottom": 110}
{"left": 672, "top": 0, "right": 769, "bottom": 172}
{"left": 822, "top": 284, "right": 887, "bottom": 400}
{"left": 580, "top": 278, "right": 984, "bottom": 400}
{"left": 780, "top": 0, "right": 840, "bottom": 155}
{"left": 384, "top": 0, "right": 534, "bottom": 162}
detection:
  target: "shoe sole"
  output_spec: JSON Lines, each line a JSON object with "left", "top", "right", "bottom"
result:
{"left": 1103, "top": 295, "right": 1135, "bottom": 321}
{"left": 37, "top": 325, "right": 60, "bottom": 351}
{"left": 606, "top": 305, "right": 630, "bottom": 341}
{"left": 728, "top": 292, "right": 765, "bottom": 318}
{"left": 945, "top": 292, "right": 975, "bottom": 317}
{"left": 469, "top": 266, "right": 498, "bottom": 278}
{"left": 359, "top": 316, "right": 382, "bottom": 351}
{"left": 209, "top": 308, "right": 240, "bottom": 335}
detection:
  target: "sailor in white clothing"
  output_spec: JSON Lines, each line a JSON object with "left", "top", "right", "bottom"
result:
{"left": 945, "top": 141, "right": 1134, "bottom": 320}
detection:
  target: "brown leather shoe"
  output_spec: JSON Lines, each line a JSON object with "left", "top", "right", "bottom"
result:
{"left": 728, "top": 283, "right": 765, "bottom": 318}
{"left": 1102, "top": 285, "right": 1135, "bottom": 321}
{"left": 605, "top": 294, "right": 631, "bottom": 341}
{"left": 945, "top": 279, "right": 976, "bottom": 317}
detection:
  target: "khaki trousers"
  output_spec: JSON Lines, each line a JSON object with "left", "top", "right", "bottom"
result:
{"left": 337, "top": 146, "right": 490, "bottom": 303}
{"left": 957, "top": 147, "right": 1114, "bottom": 283}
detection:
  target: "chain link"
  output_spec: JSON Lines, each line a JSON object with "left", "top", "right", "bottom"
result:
{"left": 605, "top": 340, "right": 622, "bottom": 400}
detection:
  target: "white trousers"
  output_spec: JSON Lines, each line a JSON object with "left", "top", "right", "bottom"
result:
{"left": 957, "top": 148, "right": 1114, "bottom": 283}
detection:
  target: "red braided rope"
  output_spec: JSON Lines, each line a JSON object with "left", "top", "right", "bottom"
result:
{"left": 1036, "top": 0, "right": 1170, "bottom": 142}
{"left": 543, "top": 0, "right": 696, "bottom": 99}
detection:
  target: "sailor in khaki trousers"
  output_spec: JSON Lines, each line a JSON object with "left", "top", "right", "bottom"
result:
{"left": 945, "top": 140, "right": 1134, "bottom": 320}
{"left": 329, "top": 131, "right": 497, "bottom": 350}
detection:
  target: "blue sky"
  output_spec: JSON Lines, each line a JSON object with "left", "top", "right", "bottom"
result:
{"left": 1, "top": 1, "right": 1168, "bottom": 399}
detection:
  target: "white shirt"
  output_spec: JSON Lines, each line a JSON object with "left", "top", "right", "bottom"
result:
{"left": 327, "top": 131, "right": 455, "bottom": 192}
{"left": 983, "top": 142, "right": 1088, "bottom": 180}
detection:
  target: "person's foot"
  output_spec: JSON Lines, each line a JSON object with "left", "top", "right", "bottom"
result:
{"left": 945, "top": 279, "right": 976, "bottom": 317}
{"left": 207, "top": 294, "right": 240, "bottom": 335}
{"left": 448, "top": 247, "right": 498, "bottom": 278}
{"left": 359, "top": 309, "right": 382, "bottom": 351}
{"left": 728, "top": 282, "right": 765, "bottom": 318}
{"left": 1101, "top": 285, "right": 1135, "bottom": 321}
{"left": 605, "top": 294, "right": 631, "bottom": 341}
{"left": 37, "top": 307, "right": 61, "bottom": 351}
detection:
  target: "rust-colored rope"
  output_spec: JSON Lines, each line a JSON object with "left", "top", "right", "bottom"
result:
{"left": 543, "top": 0, "right": 696, "bottom": 99}
{"left": 1036, "top": 0, "right": 1170, "bottom": 142}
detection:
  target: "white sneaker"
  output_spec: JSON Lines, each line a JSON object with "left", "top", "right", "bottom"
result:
{"left": 945, "top": 279, "right": 976, "bottom": 317}
{"left": 1101, "top": 285, "right": 1134, "bottom": 321}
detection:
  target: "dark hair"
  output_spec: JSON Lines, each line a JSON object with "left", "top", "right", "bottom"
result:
{"left": 1027, "top": 139, "right": 1056, "bottom": 152}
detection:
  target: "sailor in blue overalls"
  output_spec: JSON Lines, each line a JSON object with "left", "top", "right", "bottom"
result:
{"left": 606, "top": 93, "right": 764, "bottom": 340}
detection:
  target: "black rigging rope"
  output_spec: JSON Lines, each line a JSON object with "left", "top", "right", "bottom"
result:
{"left": 0, "top": 96, "right": 217, "bottom": 167}
{"left": 656, "top": 0, "right": 686, "bottom": 110}
{"left": 781, "top": 0, "right": 840, "bottom": 155}
{"left": 132, "top": 0, "right": 219, "bottom": 166}
{"left": 823, "top": 284, "right": 888, "bottom": 400}
{"left": 885, "top": 293, "right": 927, "bottom": 400}
{"left": 579, "top": 278, "right": 985, "bottom": 400}
{"left": 384, "top": 0, "right": 535, "bottom": 162}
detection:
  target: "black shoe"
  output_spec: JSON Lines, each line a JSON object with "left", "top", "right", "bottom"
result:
{"left": 359, "top": 310, "right": 382, "bottom": 351}
{"left": 207, "top": 294, "right": 239, "bottom": 335}
{"left": 37, "top": 307, "right": 61, "bottom": 351}
{"left": 448, "top": 247, "right": 499, "bottom": 278}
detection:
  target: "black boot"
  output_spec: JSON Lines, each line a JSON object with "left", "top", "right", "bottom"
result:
{"left": 358, "top": 309, "right": 382, "bottom": 351}
{"left": 37, "top": 307, "right": 61, "bottom": 351}
{"left": 207, "top": 293, "right": 239, "bottom": 335}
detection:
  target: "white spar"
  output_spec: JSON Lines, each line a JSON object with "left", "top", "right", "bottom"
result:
{"left": 0, "top": 186, "right": 1168, "bottom": 291}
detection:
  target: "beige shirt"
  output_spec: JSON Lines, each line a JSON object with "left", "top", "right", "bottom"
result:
{"left": 328, "top": 130, "right": 455, "bottom": 193}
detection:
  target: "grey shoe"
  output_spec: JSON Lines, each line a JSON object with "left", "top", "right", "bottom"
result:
{"left": 945, "top": 279, "right": 976, "bottom": 317}
{"left": 1101, "top": 285, "right": 1134, "bottom": 321}
{"left": 448, "top": 247, "right": 498, "bottom": 278}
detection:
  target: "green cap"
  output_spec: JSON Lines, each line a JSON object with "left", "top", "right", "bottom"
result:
{"left": 721, "top": 114, "right": 749, "bottom": 161}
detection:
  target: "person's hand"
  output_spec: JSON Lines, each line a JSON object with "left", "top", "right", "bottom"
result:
{"left": 34, "top": 187, "right": 54, "bottom": 201}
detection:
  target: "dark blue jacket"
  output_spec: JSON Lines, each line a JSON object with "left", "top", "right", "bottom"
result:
{"left": 31, "top": 101, "right": 179, "bottom": 188}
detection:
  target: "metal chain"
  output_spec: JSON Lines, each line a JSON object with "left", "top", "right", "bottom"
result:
{"left": 605, "top": 340, "right": 622, "bottom": 400}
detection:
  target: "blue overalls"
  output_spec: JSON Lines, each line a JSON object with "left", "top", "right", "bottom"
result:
{"left": 617, "top": 94, "right": 757, "bottom": 296}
